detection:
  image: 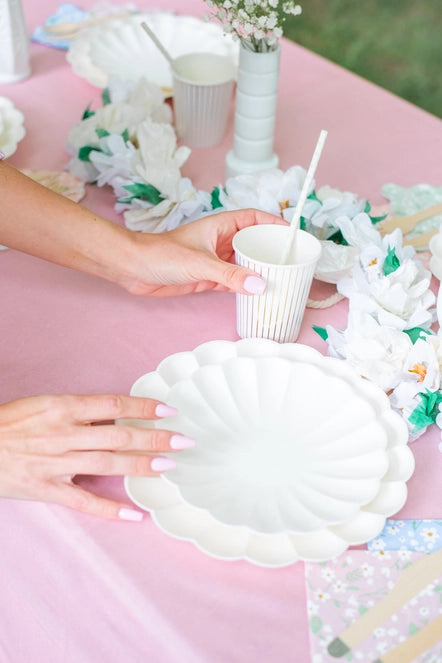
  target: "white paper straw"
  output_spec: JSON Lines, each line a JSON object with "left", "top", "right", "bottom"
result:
{"left": 280, "top": 129, "right": 328, "bottom": 264}
{"left": 140, "top": 21, "right": 175, "bottom": 68}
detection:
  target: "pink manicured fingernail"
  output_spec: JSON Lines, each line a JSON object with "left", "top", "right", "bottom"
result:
{"left": 151, "top": 457, "right": 177, "bottom": 472}
{"left": 118, "top": 508, "right": 144, "bottom": 522}
{"left": 170, "top": 434, "right": 196, "bottom": 450}
{"left": 155, "top": 403, "right": 178, "bottom": 418}
{"left": 243, "top": 275, "right": 266, "bottom": 295}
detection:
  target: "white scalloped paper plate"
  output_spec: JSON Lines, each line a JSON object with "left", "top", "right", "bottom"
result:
{"left": 123, "top": 339, "right": 414, "bottom": 567}
{"left": 67, "top": 12, "right": 239, "bottom": 92}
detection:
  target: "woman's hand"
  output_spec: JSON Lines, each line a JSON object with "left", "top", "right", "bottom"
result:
{"left": 0, "top": 163, "right": 283, "bottom": 297}
{"left": 0, "top": 394, "right": 194, "bottom": 520}
{"left": 122, "top": 209, "right": 284, "bottom": 297}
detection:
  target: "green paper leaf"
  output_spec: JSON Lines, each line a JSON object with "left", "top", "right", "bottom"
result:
{"left": 383, "top": 245, "right": 400, "bottom": 275}
{"left": 210, "top": 186, "right": 223, "bottom": 209}
{"left": 101, "top": 87, "right": 111, "bottom": 105}
{"left": 370, "top": 213, "right": 388, "bottom": 225}
{"left": 404, "top": 327, "right": 433, "bottom": 344}
{"left": 78, "top": 145, "right": 99, "bottom": 162}
{"left": 122, "top": 182, "right": 164, "bottom": 205}
{"left": 358, "top": 605, "right": 368, "bottom": 615}
{"left": 121, "top": 128, "right": 130, "bottom": 144}
{"left": 313, "top": 325, "right": 328, "bottom": 341}
{"left": 309, "top": 616, "right": 322, "bottom": 634}
{"left": 307, "top": 190, "right": 321, "bottom": 203}
{"left": 408, "top": 389, "right": 442, "bottom": 431}
{"left": 81, "top": 105, "right": 95, "bottom": 120}
{"left": 95, "top": 128, "right": 110, "bottom": 139}
{"left": 327, "top": 229, "right": 348, "bottom": 246}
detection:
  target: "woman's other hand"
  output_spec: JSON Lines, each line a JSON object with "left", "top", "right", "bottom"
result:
{"left": 0, "top": 394, "right": 194, "bottom": 520}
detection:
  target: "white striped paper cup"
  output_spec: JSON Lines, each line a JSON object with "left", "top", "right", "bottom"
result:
{"left": 233, "top": 225, "right": 322, "bottom": 343}
{"left": 172, "top": 52, "right": 235, "bottom": 148}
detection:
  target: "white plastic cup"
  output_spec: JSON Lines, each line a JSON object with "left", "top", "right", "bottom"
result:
{"left": 172, "top": 52, "right": 236, "bottom": 148}
{"left": 233, "top": 225, "right": 322, "bottom": 343}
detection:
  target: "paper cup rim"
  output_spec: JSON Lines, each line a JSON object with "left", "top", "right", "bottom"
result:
{"left": 172, "top": 52, "right": 236, "bottom": 86}
{"left": 233, "top": 225, "right": 322, "bottom": 268}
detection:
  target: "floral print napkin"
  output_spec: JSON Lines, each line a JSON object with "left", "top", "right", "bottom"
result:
{"left": 367, "top": 519, "right": 442, "bottom": 554}
{"left": 304, "top": 550, "right": 442, "bottom": 662}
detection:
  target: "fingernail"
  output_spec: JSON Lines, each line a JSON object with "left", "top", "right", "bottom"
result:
{"left": 170, "top": 434, "right": 196, "bottom": 450}
{"left": 151, "top": 457, "right": 177, "bottom": 472}
{"left": 243, "top": 275, "right": 266, "bottom": 295}
{"left": 155, "top": 403, "right": 178, "bottom": 418}
{"left": 118, "top": 507, "right": 144, "bottom": 522}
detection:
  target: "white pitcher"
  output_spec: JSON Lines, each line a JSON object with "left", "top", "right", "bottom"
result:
{"left": 0, "top": 0, "right": 30, "bottom": 82}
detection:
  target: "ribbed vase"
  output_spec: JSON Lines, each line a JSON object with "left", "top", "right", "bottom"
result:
{"left": 0, "top": 0, "right": 30, "bottom": 83}
{"left": 225, "top": 43, "right": 280, "bottom": 179}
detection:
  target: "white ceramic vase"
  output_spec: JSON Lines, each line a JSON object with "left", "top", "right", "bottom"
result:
{"left": 0, "top": 0, "right": 30, "bottom": 83}
{"left": 225, "top": 43, "right": 280, "bottom": 179}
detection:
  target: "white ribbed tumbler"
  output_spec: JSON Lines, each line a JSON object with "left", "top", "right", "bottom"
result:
{"left": 172, "top": 52, "right": 235, "bottom": 148}
{"left": 233, "top": 225, "right": 321, "bottom": 343}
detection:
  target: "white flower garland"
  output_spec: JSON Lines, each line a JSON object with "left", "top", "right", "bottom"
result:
{"left": 66, "top": 77, "right": 442, "bottom": 444}
{"left": 66, "top": 78, "right": 212, "bottom": 233}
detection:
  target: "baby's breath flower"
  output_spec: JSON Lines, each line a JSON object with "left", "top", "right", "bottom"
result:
{"left": 204, "top": 0, "right": 302, "bottom": 52}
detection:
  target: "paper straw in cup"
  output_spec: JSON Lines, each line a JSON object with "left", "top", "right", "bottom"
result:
{"left": 233, "top": 225, "right": 322, "bottom": 343}
{"left": 172, "top": 52, "right": 236, "bottom": 148}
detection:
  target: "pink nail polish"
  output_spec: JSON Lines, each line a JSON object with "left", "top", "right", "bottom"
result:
{"left": 118, "top": 508, "right": 144, "bottom": 522}
{"left": 170, "top": 434, "right": 196, "bottom": 450}
{"left": 151, "top": 457, "right": 177, "bottom": 472}
{"left": 243, "top": 275, "right": 266, "bottom": 295}
{"left": 155, "top": 403, "right": 178, "bottom": 418}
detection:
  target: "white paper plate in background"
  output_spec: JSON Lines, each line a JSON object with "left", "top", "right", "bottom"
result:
{"left": 67, "top": 12, "right": 239, "bottom": 93}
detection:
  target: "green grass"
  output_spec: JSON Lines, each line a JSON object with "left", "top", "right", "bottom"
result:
{"left": 283, "top": 0, "right": 442, "bottom": 118}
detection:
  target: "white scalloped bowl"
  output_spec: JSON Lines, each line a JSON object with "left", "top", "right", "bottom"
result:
{"left": 0, "top": 97, "right": 25, "bottom": 158}
{"left": 67, "top": 12, "right": 239, "bottom": 92}
{"left": 122, "top": 339, "right": 414, "bottom": 566}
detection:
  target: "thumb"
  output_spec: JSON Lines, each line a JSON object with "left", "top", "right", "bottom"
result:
{"left": 207, "top": 258, "right": 267, "bottom": 294}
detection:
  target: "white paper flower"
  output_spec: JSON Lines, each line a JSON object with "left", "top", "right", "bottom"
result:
{"left": 303, "top": 187, "right": 367, "bottom": 241}
{"left": 107, "top": 77, "right": 172, "bottom": 125}
{"left": 89, "top": 134, "right": 138, "bottom": 188}
{"left": 314, "top": 241, "right": 359, "bottom": 284}
{"left": 0, "top": 97, "right": 25, "bottom": 158}
{"left": 123, "top": 178, "right": 211, "bottom": 233}
{"left": 218, "top": 165, "right": 308, "bottom": 217}
{"left": 336, "top": 218, "right": 435, "bottom": 331}
{"left": 390, "top": 338, "right": 440, "bottom": 404}
{"left": 325, "top": 311, "right": 413, "bottom": 392}
{"left": 66, "top": 79, "right": 172, "bottom": 182}
{"left": 135, "top": 119, "right": 190, "bottom": 201}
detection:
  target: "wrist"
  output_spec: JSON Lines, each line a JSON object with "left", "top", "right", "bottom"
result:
{"left": 110, "top": 228, "right": 158, "bottom": 295}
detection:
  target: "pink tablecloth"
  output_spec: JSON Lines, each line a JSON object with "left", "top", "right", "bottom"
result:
{"left": 1, "top": 1, "right": 442, "bottom": 661}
